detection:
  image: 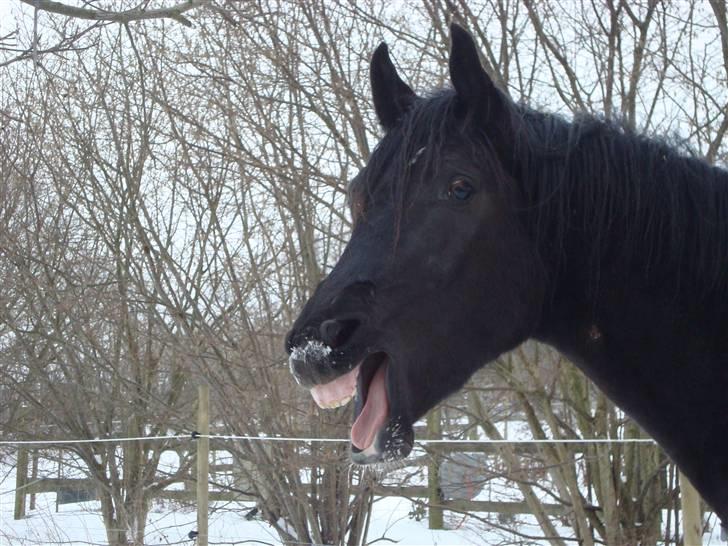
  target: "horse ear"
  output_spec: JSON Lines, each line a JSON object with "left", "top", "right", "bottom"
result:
{"left": 449, "top": 23, "right": 506, "bottom": 123}
{"left": 370, "top": 42, "right": 416, "bottom": 130}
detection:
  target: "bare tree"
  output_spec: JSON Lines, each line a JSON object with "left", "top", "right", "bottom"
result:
{"left": 1, "top": 0, "right": 726, "bottom": 544}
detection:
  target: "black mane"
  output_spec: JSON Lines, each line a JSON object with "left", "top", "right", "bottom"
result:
{"left": 518, "top": 108, "right": 728, "bottom": 299}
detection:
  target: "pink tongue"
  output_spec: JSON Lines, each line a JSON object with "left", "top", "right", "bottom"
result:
{"left": 351, "top": 364, "right": 388, "bottom": 450}
{"left": 310, "top": 366, "right": 359, "bottom": 408}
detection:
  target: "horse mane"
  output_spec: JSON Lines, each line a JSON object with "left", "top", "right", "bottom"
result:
{"left": 517, "top": 108, "right": 728, "bottom": 299}
{"left": 351, "top": 88, "right": 728, "bottom": 299}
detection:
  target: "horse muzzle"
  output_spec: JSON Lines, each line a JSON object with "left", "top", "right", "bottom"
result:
{"left": 288, "top": 339, "right": 349, "bottom": 389}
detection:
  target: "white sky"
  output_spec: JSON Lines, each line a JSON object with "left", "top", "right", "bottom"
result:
{"left": 0, "top": 0, "right": 27, "bottom": 32}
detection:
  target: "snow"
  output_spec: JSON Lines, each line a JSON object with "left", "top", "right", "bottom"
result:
{"left": 1, "top": 422, "right": 725, "bottom": 545}
{"left": 290, "top": 340, "right": 335, "bottom": 385}
{"left": 0, "top": 449, "right": 556, "bottom": 546}
{"left": 290, "top": 340, "right": 333, "bottom": 363}
{"left": 4, "top": 458, "right": 726, "bottom": 545}
{"left": 0, "top": 474, "right": 488, "bottom": 545}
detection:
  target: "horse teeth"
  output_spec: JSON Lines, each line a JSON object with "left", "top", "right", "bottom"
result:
{"left": 322, "top": 394, "right": 353, "bottom": 409}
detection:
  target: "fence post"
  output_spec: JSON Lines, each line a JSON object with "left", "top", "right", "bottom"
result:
{"left": 14, "top": 447, "right": 28, "bottom": 520}
{"left": 197, "top": 384, "right": 210, "bottom": 546}
{"left": 29, "top": 450, "right": 38, "bottom": 511}
{"left": 427, "top": 407, "right": 443, "bottom": 529}
{"left": 679, "top": 470, "right": 702, "bottom": 545}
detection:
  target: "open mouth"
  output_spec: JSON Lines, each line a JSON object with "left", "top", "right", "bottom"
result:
{"left": 309, "top": 352, "right": 388, "bottom": 451}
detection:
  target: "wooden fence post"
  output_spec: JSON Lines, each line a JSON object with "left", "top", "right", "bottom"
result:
{"left": 427, "top": 407, "right": 443, "bottom": 530}
{"left": 14, "top": 447, "right": 28, "bottom": 520}
{"left": 197, "top": 384, "right": 210, "bottom": 546}
{"left": 29, "top": 450, "right": 38, "bottom": 511}
{"left": 679, "top": 470, "right": 702, "bottom": 545}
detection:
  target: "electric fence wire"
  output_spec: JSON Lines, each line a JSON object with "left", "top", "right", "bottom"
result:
{"left": 0, "top": 434, "right": 658, "bottom": 447}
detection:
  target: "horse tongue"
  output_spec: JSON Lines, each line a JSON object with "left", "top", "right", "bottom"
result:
{"left": 351, "top": 363, "right": 388, "bottom": 450}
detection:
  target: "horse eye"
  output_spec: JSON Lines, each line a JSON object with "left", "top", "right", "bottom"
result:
{"left": 448, "top": 179, "right": 474, "bottom": 201}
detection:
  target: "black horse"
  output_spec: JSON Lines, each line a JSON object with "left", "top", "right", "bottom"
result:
{"left": 286, "top": 24, "right": 728, "bottom": 531}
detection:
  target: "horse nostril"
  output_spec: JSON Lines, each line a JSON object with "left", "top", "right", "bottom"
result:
{"left": 320, "top": 320, "right": 342, "bottom": 346}
{"left": 320, "top": 319, "right": 360, "bottom": 348}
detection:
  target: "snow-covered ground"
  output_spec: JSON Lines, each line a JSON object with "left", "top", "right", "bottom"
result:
{"left": 0, "top": 467, "right": 497, "bottom": 546}
{"left": 1, "top": 434, "right": 725, "bottom": 545}
{"left": 3, "top": 483, "right": 725, "bottom": 545}
{"left": 0, "top": 442, "right": 563, "bottom": 546}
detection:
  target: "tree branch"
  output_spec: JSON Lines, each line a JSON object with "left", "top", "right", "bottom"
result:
{"left": 18, "top": 0, "right": 210, "bottom": 27}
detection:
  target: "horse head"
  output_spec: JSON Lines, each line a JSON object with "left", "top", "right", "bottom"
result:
{"left": 286, "top": 25, "right": 545, "bottom": 464}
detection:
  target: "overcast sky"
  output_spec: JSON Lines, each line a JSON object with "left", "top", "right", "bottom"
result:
{"left": 1, "top": 1, "right": 32, "bottom": 40}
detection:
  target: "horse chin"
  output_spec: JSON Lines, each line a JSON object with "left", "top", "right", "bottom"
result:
{"left": 350, "top": 417, "right": 414, "bottom": 465}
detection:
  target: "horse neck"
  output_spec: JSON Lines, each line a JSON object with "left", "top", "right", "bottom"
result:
{"left": 523, "top": 122, "right": 728, "bottom": 526}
